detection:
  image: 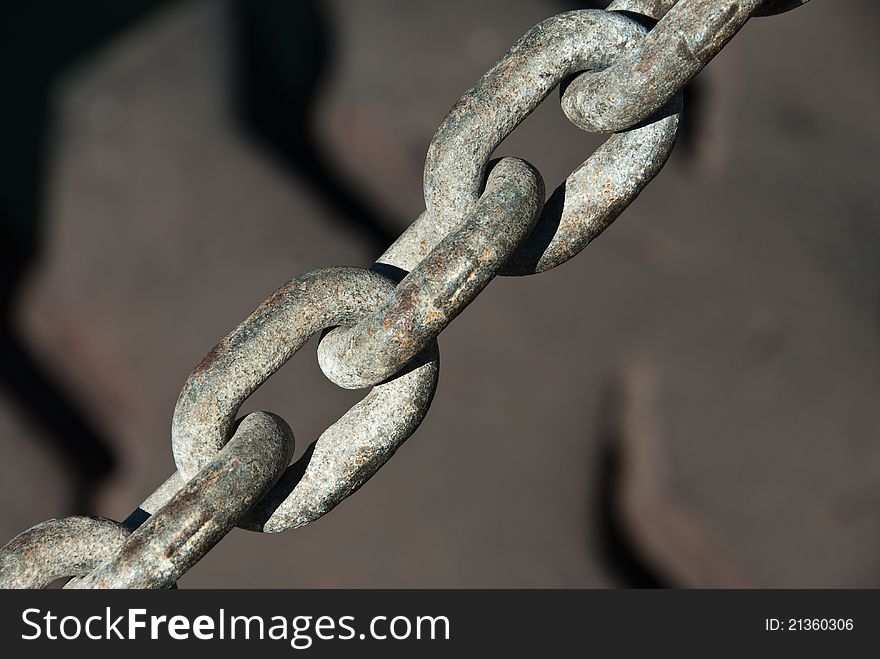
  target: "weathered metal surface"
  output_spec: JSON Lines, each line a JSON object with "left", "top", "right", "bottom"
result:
{"left": 607, "top": 1, "right": 810, "bottom": 22}
{"left": 605, "top": 0, "right": 678, "bottom": 20}
{"left": 72, "top": 412, "right": 293, "bottom": 588}
{"left": 136, "top": 472, "right": 184, "bottom": 519}
{"left": 0, "top": 516, "right": 130, "bottom": 588}
{"left": 318, "top": 158, "right": 543, "bottom": 389}
{"left": 171, "top": 267, "right": 439, "bottom": 531}
{"left": 380, "top": 10, "right": 679, "bottom": 279}
{"left": 241, "top": 341, "right": 437, "bottom": 532}
{"left": 321, "top": 9, "right": 680, "bottom": 389}
{"left": 0, "top": 0, "right": 814, "bottom": 587}
{"left": 562, "top": 0, "right": 810, "bottom": 133}
{"left": 499, "top": 96, "right": 679, "bottom": 276}
{"left": 152, "top": 344, "right": 439, "bottom": 534}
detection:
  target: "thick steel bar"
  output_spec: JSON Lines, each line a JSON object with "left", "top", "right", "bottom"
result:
{"left": 318, "top": 157, "right": 543, "bottom": 389}
{"left": 379, "top": 10, "right": 679, "bottom": 280}
{"left": 562, "top": 0, "right": 810, "bottom": 132}
{"left": 170, "top": 267, "right": 439, "bottom": 532}
{"left": 72, "top": 412, "right": 293, "bottom": 588}
{"left": 240, "top": 341, "right": 438, "bottom": 532}
{"left": 171, "top": 267, "right": 437, "bottom": 477}
{"left": 0, "top": 517, "right": 130, "bottom": 589}
{"left": 500, "top": 96, "right": 679, "bottom": 276}
{"left": 136, "top": 342, "right": 438, "bottom": 534}
{"left": 0, "top": 2, "right": 814, "bottom": 587}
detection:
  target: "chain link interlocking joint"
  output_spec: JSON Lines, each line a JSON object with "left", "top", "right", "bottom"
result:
{"left": 0, "top": 0, "right": 811, "bottom": 589}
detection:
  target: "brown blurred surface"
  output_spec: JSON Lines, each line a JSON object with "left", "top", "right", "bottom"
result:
{"left": 2, "top": 0, "right": 879, "bottom": 587}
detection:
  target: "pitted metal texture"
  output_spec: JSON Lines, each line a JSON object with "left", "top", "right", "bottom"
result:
{"left": 318, "top": 157, "right": 543, "bottom": 389}
{"left": 562, "top": 0, "right": 810, "bottom": 133}
{"left": 170, "top": 266, "right": 439, "bottom": 532}
{"left": 72, "top": 412, "right": 294, "bottom": 588}
{"left": 171, "top": 267, "right": 439, "bottom": 477}
{"left": 0, "top": 1, "right": 813, "bottom": 587}
{"left": 0, "top": 517, "right": 130, "bottom": 589}
{"left": 380, "top": 10, "right": 680, "bottom": 278}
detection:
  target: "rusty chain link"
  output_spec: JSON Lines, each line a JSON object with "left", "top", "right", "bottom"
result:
{"left": 0, "top": 0, "right": 811, "bottom": 589}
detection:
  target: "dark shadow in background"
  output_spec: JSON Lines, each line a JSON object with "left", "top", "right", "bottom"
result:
{"left": 594, "top": 445, "right": 668, "bottom": 588}
{"left": 232, "top": 0, "right": 399, "bottom": 254}
{"left": 0, "top": 0, "right": 403, "bottom": 514}
{"left": 0, "top": 0, "right": 177, "bottom": 513}
{"left": 592, "top": 383, "right": 669, "bottom": 588}
{"left": 554, "top": 1, "right": 704, "bottom": 163}
{"left": 2, "top": 1, "right": 706, "bottom": 575}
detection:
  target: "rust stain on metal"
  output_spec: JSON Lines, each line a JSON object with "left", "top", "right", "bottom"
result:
{"left": 0, "top": 0, "right": 811, "bottom": 589}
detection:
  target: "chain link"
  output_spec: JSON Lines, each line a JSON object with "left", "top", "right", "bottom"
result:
{"left": 0, "top": 0, "right": 811, "bottom": 588}
{"left": 562, "top": 0, "right": 808, "bottom": 132}
{"left": 72, "top": 412, "right": 294, "bottom": 588}
{"left": 378, "top": 10, "right": 680, "bottom": 278}
{"left": 319, "top": 157, "right": 543, "bottom": 389}
{"left": 0, "top": 517, "right": 130, "bottom": 589}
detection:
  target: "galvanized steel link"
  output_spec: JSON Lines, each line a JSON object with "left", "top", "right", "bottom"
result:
{"left": 0, "top": 517, "right": 131, "bottom": 589}
{"left": 562, "top": 0, "right": 812, "bottom": 133}
{"left": 0, "top": 1, "right": 814, "bottom": 587}
{"left": 606, "top": 1, "right": 810, "bottom": 21}
{"left": 378, "top": 10, "right": 680, "bottom": 287}
{"left": 319, "top": 9, "right": 681, "bottom": 390}
{"left": 320, "top": 9, "right": 681, "bottom": 390}
{"left": 318, "top": 157, "right": 544, "bottom": 390}
{"left": 170, "top": 266, "right": 439, "bottom": 532}
{"left": 72, "top": 412, "right": 294, "bottom": 588}
{"left": 239, "top": 341, "right": 437, "bottom": 532}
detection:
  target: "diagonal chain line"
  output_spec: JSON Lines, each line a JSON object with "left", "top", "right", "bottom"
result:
{"left": 0, "top": 0, "right": 811, "bottom": 589}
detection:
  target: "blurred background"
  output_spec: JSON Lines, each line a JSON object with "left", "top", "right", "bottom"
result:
{"left": 0, "top": 0, "right": 878, "bottom": 588}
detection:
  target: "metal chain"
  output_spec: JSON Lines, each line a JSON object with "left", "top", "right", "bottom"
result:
{"left": 0, "top": 0, "right": 810, "bottom": 589}
{"left": 562, "top": 0, "right": 809, "bottom": 132}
